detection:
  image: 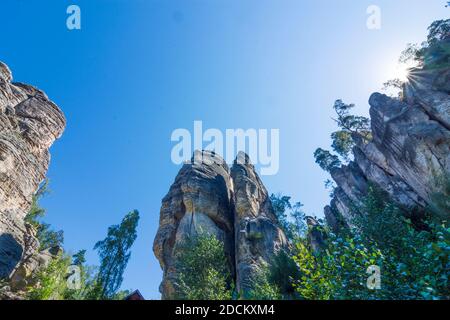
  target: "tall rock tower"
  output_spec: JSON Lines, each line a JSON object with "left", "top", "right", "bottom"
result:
{"left": 0, "top": 61, "right": 66, "bottom": 290}
{"left": 153, "top": 151, "right": 287, "bottom": 299}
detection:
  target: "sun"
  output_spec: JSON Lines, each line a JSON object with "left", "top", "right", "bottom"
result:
{"left": 394, "top": 64, "right": 410, "bottom": 82}
{"left": 388, "top": 60, "right": 417, "bottom": 82}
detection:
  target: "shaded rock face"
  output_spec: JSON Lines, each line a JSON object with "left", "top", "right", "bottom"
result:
{"left": 153, "top": 151, "right": 287, "bottom": 299}
{"left": 0, "top": 62, "right": 65, "bottom": 284}
{"left": 325, "top": 64, "right": 450, "bottom": 232}
{"left": 305, "top": 216, "right": 327, "bottom": 253}
{"left": 231, "top": 153, "right": 287, "bottom": 294}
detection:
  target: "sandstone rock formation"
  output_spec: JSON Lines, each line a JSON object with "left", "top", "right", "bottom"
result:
{"left": 153, "top": 151, "right": 287, "bottom": 299}
{"left": 325, "top": 64, "right": 450, "bottom": 232}
{"left": 0, "top": 61, "right": 65, "bottom": 294}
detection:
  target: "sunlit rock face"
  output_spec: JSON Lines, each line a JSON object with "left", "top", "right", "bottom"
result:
{"left": 325, "top": 62, "right": 450, "bottom": 232}
{"left": 153, "top": 151, "right": 287, "bottom": 299}
{"left": 0, "top": 62, "right": 65, "bottom": 286}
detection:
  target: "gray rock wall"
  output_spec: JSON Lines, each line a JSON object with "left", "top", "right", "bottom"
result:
{"left": 0, "top": 62, "right": 65, "bottom": 284}
{"left": 325, "top": 65, "right": 450, "bottom": 232}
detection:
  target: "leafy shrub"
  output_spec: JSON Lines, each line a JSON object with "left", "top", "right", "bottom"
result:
{"left": 293, "top": 235, "right": 384, "bottom": 300}
{"left": 27, "top": 253, "right": 72, "bottom": 300}
{"left": 175, "top": 232, "right": 232, "bottom": 300}
{"left": 247, "top": 266, "right": 281, "bottom": 300}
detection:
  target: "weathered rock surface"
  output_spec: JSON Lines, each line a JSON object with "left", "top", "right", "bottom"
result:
{"left": 153, "top": 151, "right": 287, "bottom": 299}
{"left": 231, "top": 152, "right": 287, "bottom": 294}
{"left": 325, "top": 63, "right": 450, "bottom": 232}
{"left": 0, "top": 61, "right": 65, "bottom": 293}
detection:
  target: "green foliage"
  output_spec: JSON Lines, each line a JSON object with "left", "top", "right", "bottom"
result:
{"left": 332, "top": 100, "right": 371, "bottom": 142}
{"left": 27, "top": 253, "right": 72, "bottom": 300}
{"left": 247, "top": 266, "right": 281, "bottom": 300}
{"left": 314, "top": 148, "right": 341, "bottom": 173}
{"left": 24, "top": 179, "right": 64, "bottom": 250}
{"left": 270, "top": 194, "right": 306, "bottom": 241}
{"left": 267, "top": 250, "right": 302, "bottom": 299}
{"left": 15, "top": 179, "right": 139, "bottom": 300}
{"left": 330, "top": 131, "right": 354, "bottom": 162}
{"left": 314, "top": 100, "right": 371, "bottom": 174}
{"left": 289, "top": 186, "right": 450, "bottom": 300}
{"left": 175, "top": 232, "right": 232, "bottom": 300}
{"left": 247, "top": 249, "right": 303, "bottom": 300}
{"left": 25, "top": 179, "right": 49, "bottom": 223}
{"left": 93, "top": 210, "right": 140, "bottom": 299}
{"left": 293, "top": 235, "right": 384, "bottom": 300}
{"left": 25, "top": 210, "right": 139, "bottom": 300}
{"left": 352, "top": 185, "right": 450, "bottom": 299}
{"left": 72, "top": 250, "right": 87, "bottom": 266}
{"left": 400, "top": 19, "right": 450, "bottom": 70}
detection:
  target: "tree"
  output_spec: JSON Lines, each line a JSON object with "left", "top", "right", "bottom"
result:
{"left": 314, "top": 100, "right": 371, "bottom": 175}
{"left": 270, "top": 194, "right": 307, "bottom": 242}
{"left": 72, "top": 250, "right": 87, "bottom": 266}
{"left": 331, "top": 100, "right": 371, "bottom": 152}
{"left": 92, "top": 210, "right": 140, "bottom": 299}
{"left": 175, "top": 232, "right": 232, "bottom": 300}
{"left": 24, "top": 179, "right": 64, "bottom": 250}
{"left": 399, "top": 19, "right": 450, "bottom": 69}
{"left": 313, "top": 148, "right": 341, "bottom": 173}
{"left": 62, "top": 250, "right": 98, "bottom": 300}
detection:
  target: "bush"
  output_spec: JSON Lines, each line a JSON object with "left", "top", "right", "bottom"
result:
{"left": 175, "top": 232, "right": 232, "bottom": 300}
{"left": 27, "top": 253, "right": 72, "bottom": 300}
{"left": 293, "top": 235, "right": 384, "bottom": 300}
{"left": 247, "top": 266, "right": 281, "bottom": 300}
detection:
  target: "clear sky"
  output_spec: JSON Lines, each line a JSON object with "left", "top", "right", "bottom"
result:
{"left": 1, "top": 0, "right": 448, "bottom": 299}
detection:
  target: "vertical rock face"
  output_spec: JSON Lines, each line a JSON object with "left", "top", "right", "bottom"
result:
{"left": 325, "top": 62, "right": 450, "bottom": 232}
{"left": 231, "top": 152, "right": 287, "bottom": 295}
{"left": 153, "top": 151, "right": 287, "bottom": 299}
{"left": 153, "top": 151, "right": 235, "bottom": 299}
{"left": 0, "top": 62, "right": 65, "bottom": 284}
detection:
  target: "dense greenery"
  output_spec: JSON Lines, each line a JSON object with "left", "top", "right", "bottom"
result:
{"left": 174, "top": 232, "right": 232, "bottom": 300}
{"left": 293, "top": 187, "right": 449, "bottom": 300}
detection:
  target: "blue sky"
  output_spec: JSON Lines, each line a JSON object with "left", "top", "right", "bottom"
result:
{"left": 1, "top": 0, "right": 448, "bottom": 299}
